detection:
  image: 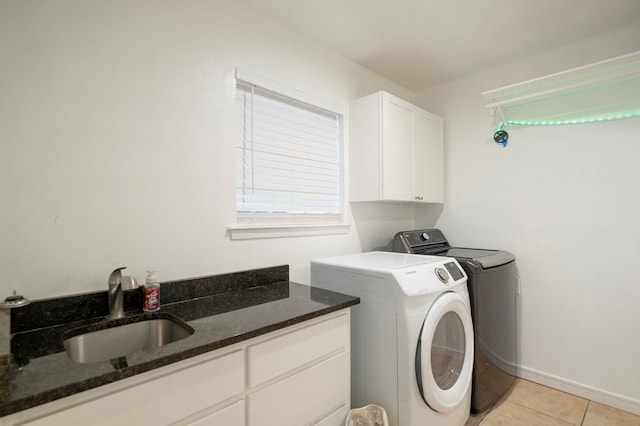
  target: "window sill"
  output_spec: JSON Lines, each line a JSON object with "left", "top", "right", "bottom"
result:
{"left": 227, "top": 224, "right": 351, "bottom": 240}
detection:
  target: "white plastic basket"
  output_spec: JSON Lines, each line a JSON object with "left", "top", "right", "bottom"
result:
{"left": 345, "top": 404, "right": 389, "bottom": 426}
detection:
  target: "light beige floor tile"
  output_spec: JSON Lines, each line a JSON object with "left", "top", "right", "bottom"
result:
{"left": 465, "top": 410, "right": 487, "bottom": 425}
{"left": 480, "top": 400, "right": 573, "bottom": 426}
{"left": 506, "top": 379, "right": 588, "bottom": 425}
{"left": 582, "top": 401, "right": 640, "bottom": 426}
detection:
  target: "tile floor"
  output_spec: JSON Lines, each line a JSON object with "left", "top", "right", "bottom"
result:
{"left": 466, "top": 379, "right": 640, "bottom": 425}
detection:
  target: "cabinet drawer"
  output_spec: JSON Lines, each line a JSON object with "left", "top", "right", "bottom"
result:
{"left": 17, "top": 350, "right": 244, "bottom": 426}
{"left": 248, "top": 312, "right": 349, "bottom": 388}
{"left": 248, "top": 351, "right": 350, "bottom": 426}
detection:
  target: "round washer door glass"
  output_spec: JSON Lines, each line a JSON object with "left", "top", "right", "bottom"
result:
{"left": 432, "top": 311, "right": 465, "bottom": 390}
{"left": 416, "top": 292, "right": 474, "bottom": 414}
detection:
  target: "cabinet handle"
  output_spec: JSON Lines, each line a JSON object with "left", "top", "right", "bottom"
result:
{"left": 415, "top": 196, "right": 424, "bottom": 201}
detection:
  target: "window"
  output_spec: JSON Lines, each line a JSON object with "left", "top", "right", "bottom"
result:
{"left": 234, "top": 77, "right": 343, "bottom": 228}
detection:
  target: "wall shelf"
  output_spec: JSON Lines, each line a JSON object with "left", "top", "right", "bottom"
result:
{"left": 482, "top": 51, "right": 640, "bottom": 128}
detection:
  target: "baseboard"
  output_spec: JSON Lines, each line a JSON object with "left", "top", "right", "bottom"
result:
{"left": 518, "top": 365, "right": 640, "bottom": 416}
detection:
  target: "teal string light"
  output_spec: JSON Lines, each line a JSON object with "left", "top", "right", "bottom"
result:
{"left": 493, "top": 110, "right": 640, "bottom": 148}
{"left": 499, "top": 110, "right": 640, "bottom": 129}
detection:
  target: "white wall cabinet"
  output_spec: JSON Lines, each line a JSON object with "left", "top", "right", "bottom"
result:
{"left": 1, "top": 310, "right": 351, "bottom": 426}
{"left": 350, "top": 91, "right": 444, "bottom": 203}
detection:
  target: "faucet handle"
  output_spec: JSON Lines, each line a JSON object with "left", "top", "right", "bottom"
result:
{"left": 121, "top": 275, "right": 139, "bottom": 291}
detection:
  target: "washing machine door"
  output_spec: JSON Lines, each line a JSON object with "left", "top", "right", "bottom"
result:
{"left": 416, "top": 291, "right": 474, "bottom": 414}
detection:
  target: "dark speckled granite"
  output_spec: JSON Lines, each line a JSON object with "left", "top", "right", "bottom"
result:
{"left": 1, "top": 266, "right": 359, "bottom": 417}
{"left": 11, "top": 265, "right": 289, "bottom": 334}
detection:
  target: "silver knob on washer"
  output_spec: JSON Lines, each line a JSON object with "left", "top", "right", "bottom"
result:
{"left": 435, "top": 267, "right": 449, "bottom": 284}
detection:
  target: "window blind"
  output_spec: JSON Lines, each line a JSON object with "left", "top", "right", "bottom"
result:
{"left": 235, "top": 79, "right": 342, "bottom": 222}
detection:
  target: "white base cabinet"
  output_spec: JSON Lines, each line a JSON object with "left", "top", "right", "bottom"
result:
{"left": 248, "top": 353, "right": 349, "bottom": 426}
{"left": 1, "top": 310, "right": 351, "bottom": 426}
{"left": 350, "top": 91, "right": 444, "bottom": 203}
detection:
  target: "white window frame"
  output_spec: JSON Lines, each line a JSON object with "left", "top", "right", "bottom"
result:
{"left": 228, "top": 69, "right": 350, "bottom": 240}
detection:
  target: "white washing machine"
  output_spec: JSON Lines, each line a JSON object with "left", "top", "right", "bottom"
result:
{"left": 311, "top": 252, "right": 473, "bottom": 426}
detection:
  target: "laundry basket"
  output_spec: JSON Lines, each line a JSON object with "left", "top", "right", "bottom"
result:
{"left": 345, "top": 404, "right": 389, "bottom": 426}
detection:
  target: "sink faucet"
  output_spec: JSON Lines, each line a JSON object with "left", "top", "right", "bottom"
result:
{"left": 107, "top": 266, "right": 128, "bottom": 319}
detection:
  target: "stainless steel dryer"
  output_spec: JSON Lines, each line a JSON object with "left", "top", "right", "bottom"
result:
{"left": 393, "top": 229, "right": 517, "bottom": 413}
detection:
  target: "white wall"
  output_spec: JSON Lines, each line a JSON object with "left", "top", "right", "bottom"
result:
{"left": 0, "top": 0, "right": 439, "bottom": 299}
{"left": 5, "top": 0, "right": 638, "bottom": 414}
{"left": 416, "top": 23, "right": 640, "bottom": 414}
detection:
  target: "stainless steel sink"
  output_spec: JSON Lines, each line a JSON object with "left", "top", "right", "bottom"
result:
{"left": 63, "top": 313, "right": 194, "bottom": 363}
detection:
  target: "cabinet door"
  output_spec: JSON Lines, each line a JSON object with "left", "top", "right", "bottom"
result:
{"left": 248, "top": 313, "right": 350, "bottom": 388}
{"left": 381, "top": 94, "right": 414, "bottom": 201}
{"left": 12, "top": 350, "right": 244, "bottom": 426}
{"left": 414, "top": 111, "right": 444, "bottom": 203}
{"left": 248, "top": 352, "right": 350, "bottom": 426}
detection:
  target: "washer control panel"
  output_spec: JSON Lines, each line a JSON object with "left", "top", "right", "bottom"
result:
{"left": 393, "top": 258, "right": 466, "bottom": 296}
{"left": 444, "top": 261, "right": 465, "bottom": 281}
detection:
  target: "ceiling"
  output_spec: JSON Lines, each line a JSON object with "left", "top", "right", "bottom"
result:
{"left": 237, "top": 0, "right": 640, "bottom": 90}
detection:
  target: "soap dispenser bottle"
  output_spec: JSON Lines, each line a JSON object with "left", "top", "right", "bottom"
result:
{"left": 143, "top": 271, "right": 160, "bottom": 313}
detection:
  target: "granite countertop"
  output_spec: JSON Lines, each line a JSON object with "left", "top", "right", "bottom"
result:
{"left": 0, "top": 265, "right": 359, "bottom": 417}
